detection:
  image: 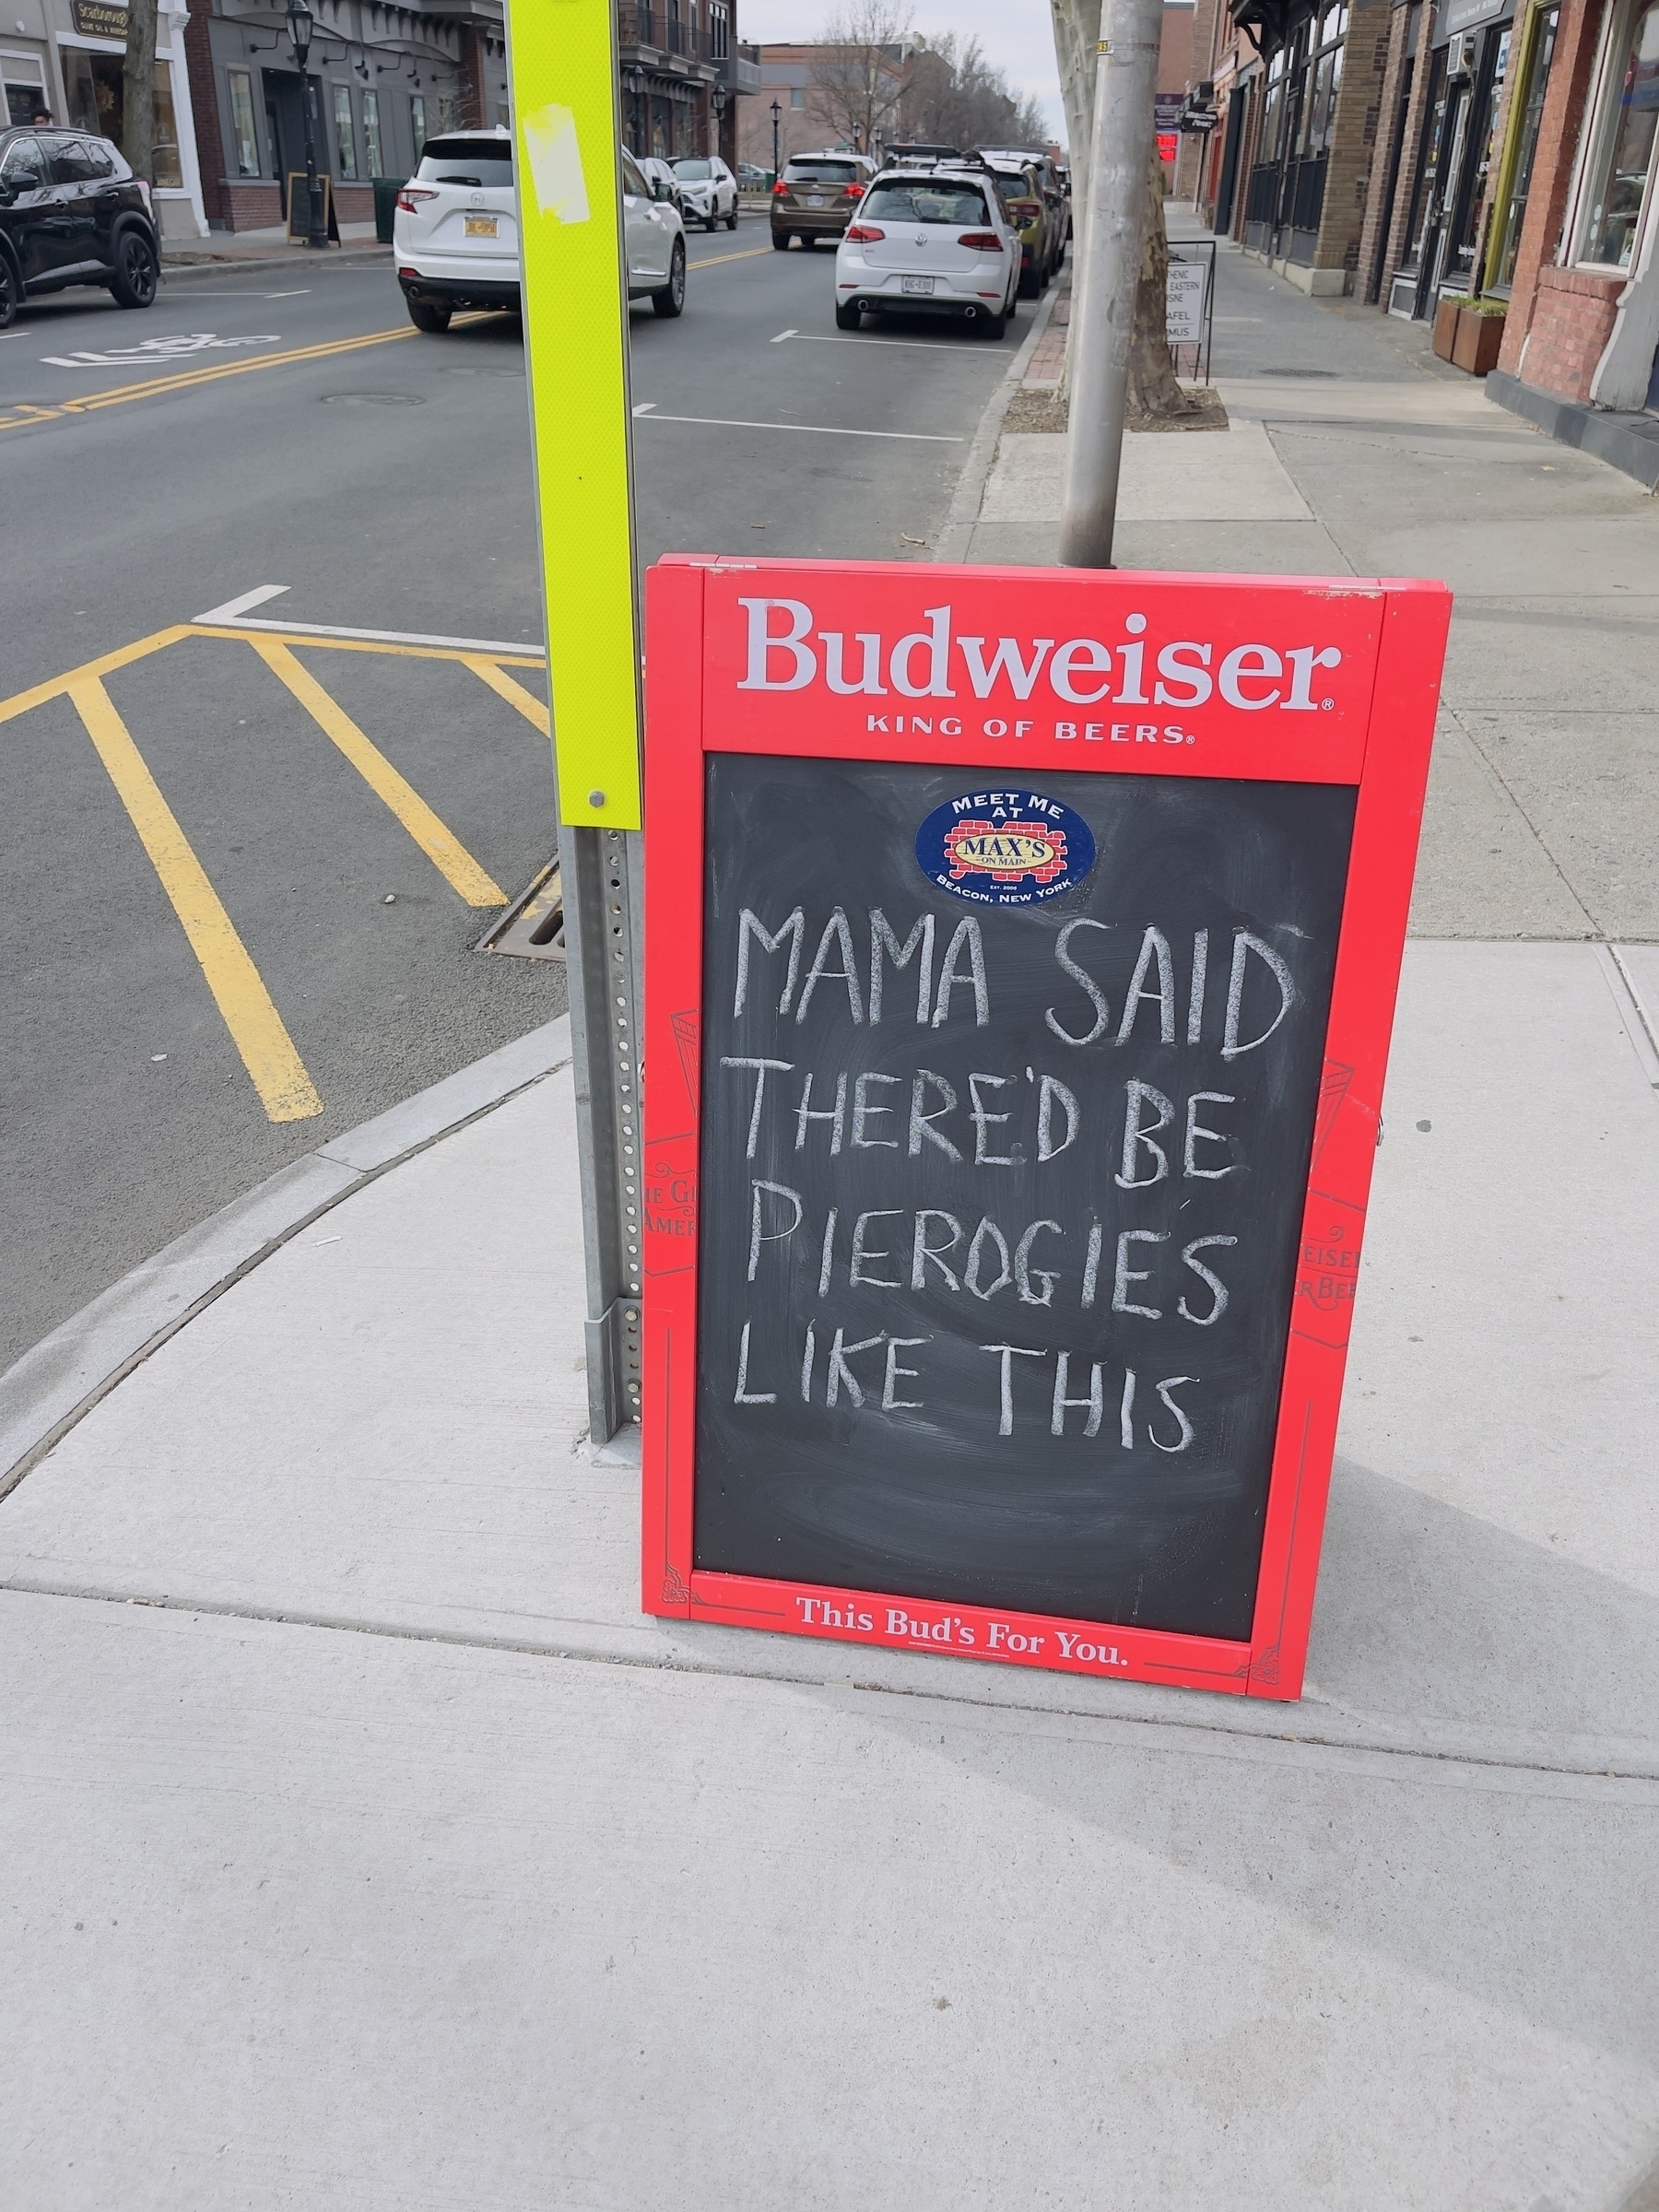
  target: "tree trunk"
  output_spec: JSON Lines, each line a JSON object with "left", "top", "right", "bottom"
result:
{"left": 121, "top": 0, "right": 159, "bottom": 185}
{"left": 1126, "top": 144, "right": 1193, "bottom": 419}
{"left": 1051, "top": 0, "right": 1100, "bottom": 211}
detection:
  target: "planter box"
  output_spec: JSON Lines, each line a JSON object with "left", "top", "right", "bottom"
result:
{"left": 1452, "top": 308, "right": 1506, "bottom": 375}
{"left": 1434, "top": 298, "right": 1508, "bottom": 375}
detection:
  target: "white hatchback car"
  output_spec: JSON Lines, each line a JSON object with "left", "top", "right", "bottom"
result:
{"left": 394, "top": 130, "right": 688, "bottom": 330}
{"left": 670, "top": 153, "right": 738, "bottom": 231}
{"left": 833, "top": 166, "right": 1019, "bottom": 338}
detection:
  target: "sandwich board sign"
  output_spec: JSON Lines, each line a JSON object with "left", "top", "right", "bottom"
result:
{"left": 641, "top": 559, "right": 1449, "bottom": 1700}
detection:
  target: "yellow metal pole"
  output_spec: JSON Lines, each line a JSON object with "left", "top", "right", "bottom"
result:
{"left": 507, "top": 0, "right": 642, "bottom": 830}
{"left": 506, "top": 0, "right": 647, "bottom": 1440}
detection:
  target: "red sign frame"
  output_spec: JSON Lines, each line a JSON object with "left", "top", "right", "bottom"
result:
{"left": 641, "top": 557, "right": 1449, "bottom": 1701}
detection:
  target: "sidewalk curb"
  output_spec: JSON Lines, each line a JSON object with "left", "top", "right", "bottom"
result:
{"left": 932, "top": 274, "right": 1065, "bottom": 563}
{"left": 160, "top": 246, "right": 393, "bottom": 282}
{"left": 0, "top": 1017, "right": 572, "bottom": 1505}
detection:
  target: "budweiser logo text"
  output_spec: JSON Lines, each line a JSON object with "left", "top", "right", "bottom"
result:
{"left": 735, "top": 596, "right": 1343, "bottom": 713}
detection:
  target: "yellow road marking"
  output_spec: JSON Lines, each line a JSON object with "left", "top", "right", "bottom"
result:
{"left": 0, "top": 324, "right": 418, "bottom": 431}
{"left": 0, "top": 626, "right": 193, "bottom": 726}
{"left": 189, "top": 624, "right": 544, "bottom": 667}
{"left": 0, "top": 314, "right": 491, "bottom": 434}
{"left": 687, "top": 244, "right": 775, "bottom": 270}
{"left": 462, "top": 656, "right": 550, "bottom": 734}
{"left": 251, "top": 637, "right": 507, "bottom": 907}
{"left": 66, "top": 676, "right": 323, "bottom": 1124}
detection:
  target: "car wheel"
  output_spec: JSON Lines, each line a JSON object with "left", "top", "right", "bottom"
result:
{"left": 726, "top": 208, "right": 738, "bottom": 229}
{"left": 406, "top": 296, "right": 452, "bottom": 332}
{"left": 652, "top": 237, "right": 686, "bottom": 317}
{"left": 0, "top": 252, "right": 18, "bottom": 330}
{"left": 109, "top": 226, "right": 159, "bottom": 310}
{"left": 834, "top": 300, "right": 862, "bottom": 330}
{"left": 979, "top": 308, "right": 1007, "bottom": 340}
{"left": 771, "top": 231, "right": 789, "bottom": 251}
{"left": 706, "top": 215, "right": 719, "bottom": 231}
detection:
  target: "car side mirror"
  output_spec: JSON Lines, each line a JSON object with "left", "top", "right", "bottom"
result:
{"left": 651, "top": 177, "right": 668, "bottom": 201}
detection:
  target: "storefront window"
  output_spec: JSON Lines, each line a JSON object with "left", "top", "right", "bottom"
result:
{"left": 1491, "top": 5, "right": 1559, "bottom": 288}
{"left": 62, "top": 49, "right": 183, "bottom": 187}
{"left": 361, "top": 89, "right": 383, "bottom": 176}
{"left": 228, "top": 68, "right": 259, "bottom": 175}
{"left": 333, "top": 85, "right": 357, "bottom": 178}
{"left": 1581, "top": 0, "right": 1659, "bottom": 265}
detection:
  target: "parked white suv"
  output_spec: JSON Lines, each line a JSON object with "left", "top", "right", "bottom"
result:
{"left": 394, "top": 128, "right": 518, "bottom": 330}
{"left": 394, "top": 130, "right": 687, "bottom": 331}
{"left": 671, "top": 154, "right": 738, "bottom": 231}
{"left": 833, "top": 165, "right": 1020, "bottom": 337}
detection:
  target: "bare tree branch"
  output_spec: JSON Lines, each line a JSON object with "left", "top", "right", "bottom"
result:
{"left": 810, "top": 2, "right": 912, "bottom": 155}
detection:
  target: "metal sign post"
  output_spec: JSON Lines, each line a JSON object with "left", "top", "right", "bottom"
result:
{"left": 507, "top": 0, "right": 643, "bottom": 1442}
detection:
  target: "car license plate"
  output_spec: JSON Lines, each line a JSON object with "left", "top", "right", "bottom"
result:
{"left": 902, "top": 275, "right": 935, "bottom": 296}
{"left": 465, "top": 214, "right": 498, "bottom": 237}
{"left": 806, "top": 195, "right": 824, "bottom": 207}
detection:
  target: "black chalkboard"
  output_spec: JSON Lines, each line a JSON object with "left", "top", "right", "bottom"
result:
{"left": 694, "top": 755, "right": 1355, "bottom": 1641}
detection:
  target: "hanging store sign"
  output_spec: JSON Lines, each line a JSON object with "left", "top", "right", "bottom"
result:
{"left": 69, "top": 0, "right": 128, "bottom": 37}
{"left": 641, "top": 558, "right": 1450, "bottom": 1702}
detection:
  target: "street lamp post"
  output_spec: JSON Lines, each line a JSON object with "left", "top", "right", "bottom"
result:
{"left": 285, "top": 0, "right": 328, "bottom": 251}
{"left": 770, "top": 96, "right": 781, "bottom": 184}
{"left": 711, "top": 82, "right": 726, "bottom": 162}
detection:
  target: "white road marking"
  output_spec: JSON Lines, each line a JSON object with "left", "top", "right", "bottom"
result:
{"left": 772, "top": 330, "right": 990, "bottom": 354}
{"left": 194, "top": 584, "right": 292, "bottom": 624}
{"left": 633, "top": 409, "right": 964, "bottom": 442}
{"left": 40, "top": 332, "right": 281, "bottom": 369}
{"left": 263, "top": 290, "right": 312, "bottom": 299}
{"left": 193, "top": 607, "right": 544, "bottom": 655}
{"left": 631, "top": 402, "right": 658, "bottom": 415}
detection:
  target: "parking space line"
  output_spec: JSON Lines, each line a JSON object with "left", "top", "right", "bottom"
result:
{"left": 631, "top": 409, "right": 964, "bottom": 442}
{"left": 191, "top": 623, "right": 544, "bottom": 666}
{"left": 463, "top": 657, "right": 549, "bottom": 735}
{"left": 192, "top": 613, "right": 543, "bottom": 654}
{"left": 250, "top": 638, "right": 507, "bottom": 908}
{"left": 65, "top": 676, "right": 324, "bottom": 1124}
{"left": 773, "top": 330, "right": 998, "bottom": 354}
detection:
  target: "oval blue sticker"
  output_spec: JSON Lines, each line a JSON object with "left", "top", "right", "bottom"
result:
{"left": 915, "top": 789, "right": 1097, "bottom": 907}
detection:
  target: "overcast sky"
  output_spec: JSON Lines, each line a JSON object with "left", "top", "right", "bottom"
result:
{"left": 738, "top": 0, "right": 1066, "bottom": 146}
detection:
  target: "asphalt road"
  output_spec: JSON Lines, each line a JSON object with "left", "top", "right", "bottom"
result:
{"left": 0, "top": 218, "right": 1021, "bottom": 1372}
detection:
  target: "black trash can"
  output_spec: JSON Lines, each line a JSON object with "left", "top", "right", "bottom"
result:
{"left": 372, "top": 177, "right": 407, "bottom": 245}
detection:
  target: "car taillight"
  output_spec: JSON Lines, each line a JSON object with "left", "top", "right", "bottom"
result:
{"left": 843, "top": 224, "right": 885, "bottom": 242}
{"left": 845, "top": 182, "right": 864, "bottom": 198}
{"left": 772, "top": 179, "right": 790, "bottom": 194}
{"left": 1009, "top": 200, "right": 1040, "bottom": 221}
{"left": 396, "top": 185, "right": 437, "bottom": 211}
{"left": 959, "top": 231, "right": 1003, "bottom": 251}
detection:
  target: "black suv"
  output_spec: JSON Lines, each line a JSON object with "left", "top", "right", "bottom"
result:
{"left": 0, "top": 126, "right": 159, "bottom": 326}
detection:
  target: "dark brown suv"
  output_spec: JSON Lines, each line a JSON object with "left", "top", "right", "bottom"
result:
{"left": 770, "top": 153, "right": 876, "bottom": 250}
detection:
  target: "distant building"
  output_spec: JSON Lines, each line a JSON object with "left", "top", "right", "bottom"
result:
{"left": 738, "top": 40, "right": 907, "bottom": 172}
{"left": 6, "top": 0, "right": 210, "bottom": 237}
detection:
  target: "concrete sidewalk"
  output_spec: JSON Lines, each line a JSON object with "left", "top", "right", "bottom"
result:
{"left": 4, "top": 220, "right": 1659, "bottom": 2209}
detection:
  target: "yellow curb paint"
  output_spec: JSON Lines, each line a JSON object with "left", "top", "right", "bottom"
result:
{"left": 462, "top": 656, "right": 551, "bottom": 734}
{"left": 509, "top": 0, "right": 641, "bottom": 829}
{"left": 250, "top": 636, "right": 507, "bottom": 907}
{"left": 66, "top": 676, "right": 324, "bottom": 1124}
